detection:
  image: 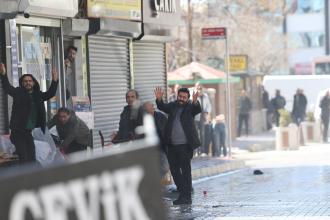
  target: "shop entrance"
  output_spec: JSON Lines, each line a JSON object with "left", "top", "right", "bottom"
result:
{"left": 16, "top": 25, "right": 62, "bottom": 119}
{"left": 63, "top": 37, "right": 89, "bottom": 110}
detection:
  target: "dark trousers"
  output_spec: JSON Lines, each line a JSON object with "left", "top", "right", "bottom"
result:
{"left": 10, "top": 129, "right": 36, "bottom": 164}
{"left": 266, "top": 111, "right": 273, "bottom": 130}
{"left": 212, "top": 129, "right": 227, "bottom": 157}
{"left": 167, "top": 144, "right": 192, "bottom": 198}
{"left": 65, "top": 141, "right": 87, "bottom": 154}
{"left": 203, "top": 124, "right": 213, "bottom": 154}
{"left": 195, "top": 121, "right": 204, "bottom": 154}
{"left": 274, "top": 111, "right": 280, "bottom": 127}
{"left": 322, "top": 117, "right": 329, "bottom": 142}
{"left": 238, "top": 114, "right": 249, "bottom": 136}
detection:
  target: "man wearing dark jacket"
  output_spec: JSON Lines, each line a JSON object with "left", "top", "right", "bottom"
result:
{"left": 111, "top": 89, "right": 144, "bottom": 143}
{"left": 320, "top": 91, "right": 330, "bottom": 143}
{"left": 271, "top": 90, "right": 286, "bottom": 127}
{"left": 292, "top": 89, "right": 307, "bottom": 125}
{"left": 0, "top": 63, "right": 58, "bottom": 164}
{"left": 238, "top": 90, "right": 252, "bottom": 137}
{"left": 47, "top": 107, "right": 91, "bottom": 154}
{"left": 155, "top": 87, "right": 201, "bottom": 205}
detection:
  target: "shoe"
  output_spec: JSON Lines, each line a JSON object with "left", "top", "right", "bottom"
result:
{"left": 173, "top": 197, "right": 192, "bottom": 205}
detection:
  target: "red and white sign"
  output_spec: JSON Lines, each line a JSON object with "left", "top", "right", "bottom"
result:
{"left": 294, "top": 63, "right": 312, "bottom": 75}
{"left": 201, "top": 27, "right": 226, "bottom": 40}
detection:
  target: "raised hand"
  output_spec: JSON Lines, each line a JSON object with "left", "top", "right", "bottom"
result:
{"left": 154, "top": 87, "right": 164, "bottom": 101}
{"left": 192, "top": 90, "right": 199, "bottom": 103}
{"left": 0, "top": 63, "right": 6, "bottom": 75}
{"left": 52, "top": 68, "right": 58, "bottom": 82}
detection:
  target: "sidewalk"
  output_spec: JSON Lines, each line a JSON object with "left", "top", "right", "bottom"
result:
{"left": 163, "top": 130, "right": 276, "bottom": 185}
{"left": 191, "top": 156, "right": 245, "bottom": 179}
{"left": 191, "top": 130, "right": 277, "bottom": 180}
{"left": 233, "top": 130, "right": 275, "bottom": 152}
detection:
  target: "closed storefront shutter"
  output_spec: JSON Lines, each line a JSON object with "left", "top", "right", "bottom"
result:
{"left": 133, "top": 42, "right": 166, "bottom": 103}
{"left": 88, "top": 36, "right": 130, "bottom": 148}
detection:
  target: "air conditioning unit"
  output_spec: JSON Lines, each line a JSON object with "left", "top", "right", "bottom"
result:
{"left": 0, "top": 0, "right": 28, "bottom": 19}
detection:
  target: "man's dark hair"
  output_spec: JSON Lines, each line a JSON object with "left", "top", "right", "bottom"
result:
{"left": 178, "top": 87, "right": 190, "bottom": 98}
{"left": 57, "top": 107, "right": 71, "bottom": 115}
{"left": 126, "top": 89, "right": 139, "bottom": 99}
{"left": 67, "top": 46, "right": 77, "bottom": 53}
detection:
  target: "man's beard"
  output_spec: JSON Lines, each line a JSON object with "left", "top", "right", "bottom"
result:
{"left": 177, "top": 100, "right": 186, "bottom": 106}
{"left": 24, "top": 86, "right": 33, "bottom": 92}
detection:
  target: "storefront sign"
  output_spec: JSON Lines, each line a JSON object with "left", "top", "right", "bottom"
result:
{"left": 153, "top": 0, "right": 177, "bottom": 13}
{"left": 87, "top": 0, "right": 141, "bottom": 21}
{"left": 294, "top": 63, "right": 311, "bottom": 75}
{"left": 143, "top": 0, "right": 181, "bottom": 26}
{"left": 229, "top": 55, "right": 248, "bottom": 73}
{"left": 0, "top": 145, "right": 165, "bottom": 220}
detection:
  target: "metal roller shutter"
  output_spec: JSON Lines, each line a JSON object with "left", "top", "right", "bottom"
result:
{"left": 133, "top": 42, "right": 166, "bottom": 103}
{"left": 88, "top": 36, "right": 130, "bottom": 148}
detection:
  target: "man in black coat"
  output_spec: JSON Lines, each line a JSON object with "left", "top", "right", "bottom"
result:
{"left": 0, "top": 63, "right": 58, "bottom": 164}
{"left": 155, "top": 87, "right": 201, "bottom": 205}
{"left": 238, "top": 90, "right": 252, "bottom": 137}
{"left": 271, "top": 90, "right": 286, "bottom": 127}
{"left": 292, "top": 89, "right": 307, "bottom": 125}
{"left": 111, "top": 89, "right": 144, "bottom": 143}
{"left": 320, "top": 91, "right": 330, "bottom": 143}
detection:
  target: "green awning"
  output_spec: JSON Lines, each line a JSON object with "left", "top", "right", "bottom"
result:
{"left": 168, "top": 77, "right": 240, "bottom": 86}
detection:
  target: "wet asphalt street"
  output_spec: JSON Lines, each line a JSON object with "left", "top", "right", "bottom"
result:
{"left": 165, "top": 144, "right": 330, "bottom": 220}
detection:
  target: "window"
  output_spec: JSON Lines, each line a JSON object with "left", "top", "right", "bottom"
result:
{"left": 288, "top": 32, "right": 325, "bottom": 48}
{"left": 287, "top": 0, "right": 324, "bottom": 14}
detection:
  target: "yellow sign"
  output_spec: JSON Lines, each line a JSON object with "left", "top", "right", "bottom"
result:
{"left": 229, "top": 55, "right": 248, "bottom": 73}
{"left": 87, "top": 0, "right": 141, "bottom": 21}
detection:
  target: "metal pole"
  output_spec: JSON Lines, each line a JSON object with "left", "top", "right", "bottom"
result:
{"left": 225, "top": 30, "right": 232, "bottom": 157}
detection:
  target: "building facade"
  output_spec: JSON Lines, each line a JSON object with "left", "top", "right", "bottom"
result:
{"left": 0, "top": 0, "right": 181, "bottom": 148}
{"left": 285, "top": 0, "right": 325, "bottom": 74}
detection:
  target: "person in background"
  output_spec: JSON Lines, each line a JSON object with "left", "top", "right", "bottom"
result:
{"left": 271, "top": 89, "right": 286, "bottom": 127}
{"left": 320, "top": 91, "right": 330, "bottom": 143}
{"left": 292, "top": 88, "right": 307, "bottom": 125}
{"left": 261, "top": 85, "right": 273, "bottom": 130}
{"left": 155, "top": 86, "right": 201, "bottom": 205}
{"left": 143, "top": 101, "right": 169, "bottom": 179}
{"left": 47, "top": 107, "right": 91, "bottom": 154}
{"left": 168, "top": 84, "right": 180, "bottom": 103}
{"left": 0, "top": 63, "right": 58, "bottom": 164}
{"left": 194, "top": 82, "right": 212, "bottom": 155}
{"left": 64, "top": 46, "right": 77, "bottom": 109}
{"left": 212, "top": 114, "right": 227, "bottom": 157}
{"left": 237, "top": 90, "right": 252, "bottom": 137}
{"left": 111, "top": 89, "right": 144, "bottom": 144}
{"left": 202, "top": 115, "right": 213, "bottom": 156}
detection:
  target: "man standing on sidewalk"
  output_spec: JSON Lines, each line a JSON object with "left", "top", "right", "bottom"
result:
{"left": 0, "top": 63, "right": 58, "bottom": 164}
{"left": 320, "top": 91, "right": 330, "bottom": 143}
{"left": 237, "top": 90, "right": 252, "bottom": 137}
{"left": 155, "top": 87, "right": 201, "bottom": 205}
{"left": 292, "top": 88, "right": 307, "bottom": 125}
{"left": 194, "top": 83, "right": 212, "bottom": 155}
{"left": 271, "top": 89, "right": 286, "bottom": 127}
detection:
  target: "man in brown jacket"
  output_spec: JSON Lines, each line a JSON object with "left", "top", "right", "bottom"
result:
{"left": 47, "top": 107, "right": 91, "bottom": 154}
